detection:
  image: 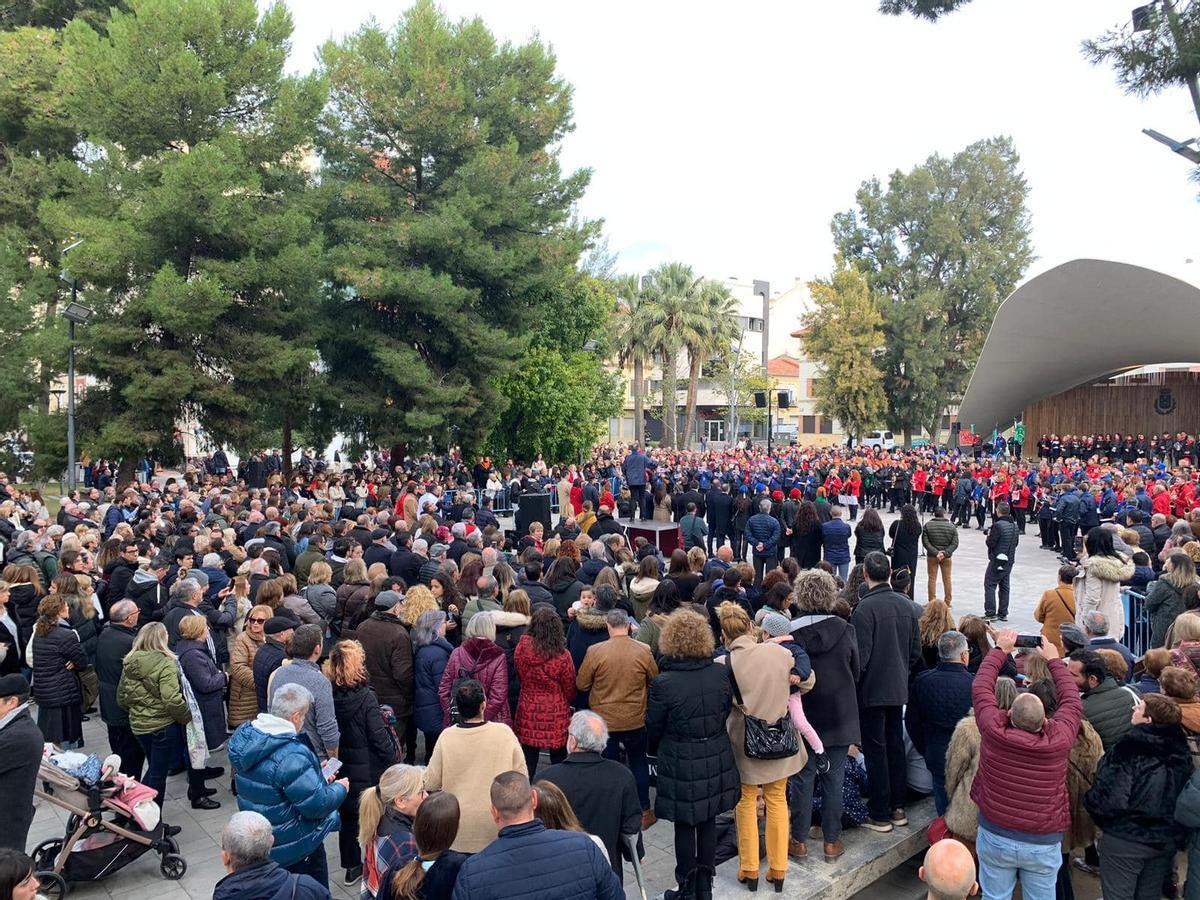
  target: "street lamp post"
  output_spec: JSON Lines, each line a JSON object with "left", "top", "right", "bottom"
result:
{"left": 59, "top": 239, "right": 93, "bottom": 492}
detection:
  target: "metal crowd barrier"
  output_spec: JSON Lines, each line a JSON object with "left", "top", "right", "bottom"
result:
{"left": 1122, "top": 589, "right": 1150, "bottom": 658}
{"left": 468, "top": 486, "right": 559, "bottom": 517}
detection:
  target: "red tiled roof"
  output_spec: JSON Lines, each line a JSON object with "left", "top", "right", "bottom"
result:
{"left": 767, "top": 356, "right": 800, "bottom": 376}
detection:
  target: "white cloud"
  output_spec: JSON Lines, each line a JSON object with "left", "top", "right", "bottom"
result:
{"left": 285, "top": 0, "right": 1200, "bottom": 289}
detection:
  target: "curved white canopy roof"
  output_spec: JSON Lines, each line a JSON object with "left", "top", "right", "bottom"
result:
{"left": 957, "top": 259, "right": 1200, "bottom": 432}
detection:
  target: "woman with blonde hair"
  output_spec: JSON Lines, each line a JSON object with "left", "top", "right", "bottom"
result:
{"left": 917, "top": 600, "right": 955, "bottom": 670}
{"left": 31, "top": 594, "right": 87, "bottom": 747}
{"left": 398, "top": 582, "right": 436, "bottom": 624}
{"left": 385, "top": 790, "right": 466, "bottom": 900}
{"left": 358, "top": 764, "right": 427, "bottom": 900}
{"left": 228, "top": 603, "right": 271, "bottom": 728}
{"left": 1169, "top": 612, "right": 1200, "bottom": 673}
{"left": 533, "top": 781, "right": 608, "bottom": 857}
{"left": 302, "top": 560, "right": 337, "bottom": 621}
{"left": 718, "top": 601, "right": 809, "bottom": 892}
{"left": 335, "top": 558, "right": 371, "bottom": 638}
{"left": 1147, "top": 552, "right": 1199, "bottom": 648}
{"left": 117, "top": 622, "right": 194, "bottom": 807}
{"left": 647, "top": 609, "right": 738, "bottom": 899}
{"left": 325, "top": 640, "right": 399, "bottom": 886}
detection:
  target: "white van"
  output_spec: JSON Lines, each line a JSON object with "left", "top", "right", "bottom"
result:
{"left": 849, "top": 430, "right": 896, "bottom": 451}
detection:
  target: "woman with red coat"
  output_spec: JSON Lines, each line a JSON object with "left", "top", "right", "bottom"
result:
{"left": 569, "top": 482, "right": 584, "bottom": 516}
{"left": 513, "top": 607, "right": 576, "bottom": 777}
{"left": 437, "top": 612, "right": 511, "bottom": 727}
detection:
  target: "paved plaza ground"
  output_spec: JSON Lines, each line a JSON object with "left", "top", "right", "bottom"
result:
{"left": 31, "top": 509, "right": 1084, "bottom": 900}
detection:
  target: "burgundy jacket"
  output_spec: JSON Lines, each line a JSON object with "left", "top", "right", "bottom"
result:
{"left": 437, "top": 638, "right": 511, "bottom": 728}
{"left": 969, "top": 648, "right": 1083, "bottom": 835}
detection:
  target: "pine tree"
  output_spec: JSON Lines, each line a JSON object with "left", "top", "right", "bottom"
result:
{"left": 317, "top": 0, "right": 589, "bottom": 455}
{"left": 801, "top": 268, "right": 886, "bottom": 443}
{"left": 45, "top": 0, "right": 327, "bottom": 481}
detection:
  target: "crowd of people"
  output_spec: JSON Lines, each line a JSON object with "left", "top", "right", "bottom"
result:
{"left": 2, "top": 435, "right": 1200, "bottom": 899}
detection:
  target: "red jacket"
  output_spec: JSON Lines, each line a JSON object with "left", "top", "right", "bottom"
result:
{"left": 970, "top": 649, "right": 1082, "bottom": 835}
{"left": 438, "top": 638, "right": 511, "bottom": 728}
{"left": 1153, "top": 490, "right": 1172, "bottom": 517}
{"left": 512, "top": 637, "right": 576, "bottom": 749}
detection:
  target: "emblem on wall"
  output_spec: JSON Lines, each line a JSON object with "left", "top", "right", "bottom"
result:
{"left": 1155, "top": 388, "right": 1178, "bottom": 416}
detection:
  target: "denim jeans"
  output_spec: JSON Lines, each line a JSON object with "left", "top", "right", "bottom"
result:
{"left": 833, "top": 561, "right": 850, "bottom": 582}
{"left": 789, "top": 744, "right": 849, "bottom": 842}
{"left": 137, "top": 724, "right": 202, "bottom": 807}
{"left": 604, "top": 727, "right": 650, "bottom": 809}
{"left": 976, "top": 826, "right": 1061, "bottom": 900}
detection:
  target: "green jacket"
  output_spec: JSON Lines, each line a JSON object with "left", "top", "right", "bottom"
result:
{"left": 921, "top": 518, "right": 959, "bottom": 558}
{"left": 293, "top": 548, "right": 325, "bottom": 588}
{"left": 117, "top": 649, "right": 191, "bottom": 736}
{"left": 1083, "top": 677, "right": 1140, "bottom": 752}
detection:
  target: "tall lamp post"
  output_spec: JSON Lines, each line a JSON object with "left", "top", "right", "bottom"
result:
{"left": 59, "top": 240, "right": 93, "bottom": 492}
{"left": 752, "top": 280, "right": 770, "bottom": 452}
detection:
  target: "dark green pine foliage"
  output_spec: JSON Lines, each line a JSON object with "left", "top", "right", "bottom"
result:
{"left": 42, "top": 0, "right": 327, "bottom": 477}
{"left": 317, "top": 0, "right": 590, "bottom": 455}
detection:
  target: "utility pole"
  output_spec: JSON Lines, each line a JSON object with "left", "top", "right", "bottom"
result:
{"left": 752, "top": 280, "right": 770, "bottom": 451}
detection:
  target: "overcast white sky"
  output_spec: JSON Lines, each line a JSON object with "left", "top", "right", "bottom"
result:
{"left": 286, "top": 0, "right": 1200, "bottom": 291}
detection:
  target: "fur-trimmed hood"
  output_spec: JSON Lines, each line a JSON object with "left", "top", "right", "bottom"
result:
{"left": 490, "top": 611, "right": 530, "bottom": 628}
{"left": 573, "top": 608, "right": 609, "bottom": 632}
{"left": 1082, "top": 553, "right": 1134, "bottom": 583}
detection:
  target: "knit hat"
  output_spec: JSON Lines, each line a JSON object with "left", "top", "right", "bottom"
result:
{"left": 370, "top": 528, "right": 389, "bottom": 541}
{"left": 761, "top": 613, "right": 792, "bottom": 638}
{"left": 264, "top": 616, "right": 294, "bottom": 636}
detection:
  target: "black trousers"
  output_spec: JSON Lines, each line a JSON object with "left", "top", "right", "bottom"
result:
{"left": 1060, "top": 522, "right": 1078, "bottom": 559}
{"left": 984, "top": 560, "right": 1011, "bottom": 618}
{"left": 858, "top": 705, "right": 906, "bottom": 821}
{"left": 1098, "top": 833, "right": 1175, "bottom": 900}
{"left": 1014, "top": 506, "right": 1026, "bottom": 533}
{"left": 629, "top": 484, "right": 646, "bottom": 518}
{"left": 338, "top": 783, "right": 362, "bottom": 869}
{"left": 673, "top": 818, "right": 717, "bottom": 884}
{"left": 422, "top": 729, "right": 440, "bottom": 765}
{"left": 521, "top": 744, "right": 566, "bottom": 779}
{"left": 107, "top": 723, "right": 146, "bottom": 780}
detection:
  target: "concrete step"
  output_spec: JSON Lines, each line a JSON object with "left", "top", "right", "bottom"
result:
{"left": 711, "top": 798, "right": 936, "bottom": 900}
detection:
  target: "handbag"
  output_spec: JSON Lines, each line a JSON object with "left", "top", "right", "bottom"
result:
{"left": 727, "top": 651, "right": 800, "bottom": 761}
{"left": 177, "top": 663, "right": 210, "bottom": 769}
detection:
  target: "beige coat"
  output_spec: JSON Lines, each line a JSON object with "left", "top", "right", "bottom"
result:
{"left": 425, "top": 721, "right": 526, "bottom": 853}
{"left": 228, "top": 628, "right": 264, "bottom": 728}
{"left": 1074, "top": 553, "right": 1134, "bottom": 640}
{"left": 722, "top": 633, "right": 814, "bottom": 785}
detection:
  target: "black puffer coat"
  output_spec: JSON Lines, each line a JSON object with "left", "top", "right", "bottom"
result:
{"left": 331, "top": 682, "right": 396, "bottom": 789}
{"left": 32, "top": 621, "right": 87, "bottom": 708}
{"left": 1085, "top": 722, "right": 1193, "bottom": 851}
{"left": 791, "top": 612, "right": 861, "bottom": 746}
{"left": 645, "top": 656, "right": 738, "bottom": 825}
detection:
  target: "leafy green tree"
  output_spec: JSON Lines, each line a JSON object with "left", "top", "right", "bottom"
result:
{"left": 640, "top": 262, "right": 708, "bottom": 450}
{"left": 832, "top": 137, "right": 1033, "bottom": 441}
{"left": 317, "top": 0, "right": 589, "bottom": 456}
{"left": 3, "top": 0, "right": 127, "bottom": 31}
{"left": 706, "top": 354, "right": 773, "bottom": 440}
{"left": 44, "top": 0, "right": 327, "bottom": 483}
{"left": 682, "top": 280, "right": 739, "bottom": 451}
{"left": 801, "top": 268, "right": 886, "bottom": 442}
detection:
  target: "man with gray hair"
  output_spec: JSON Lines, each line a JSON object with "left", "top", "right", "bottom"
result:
{"left": 214, "top": 811, "right": 331, "bottom": 900}
{"left": 577, "top": 607, "right": 658, "bottom": 827}
{"left": 1083, "top": 610, "right": 1136, "bottom": 682}
{"left": 535, "top": 710, "right": 642, "bottom": 883}
{"left": 229, "top": 683, "right": 349, "bottom": 890}
{"left": 577, "top": 540, "right": 610, "bottom": 585}
{"left": 745, "top": 497, "right": 782, "bottom": 586}
{"left": 95, "top": 599, "right": 144, "bottom": 778}
{"left": 463, "top": 575, "right": 501, "bottom": 626}
{"left": 905, "top": 630, "right": 974, "bottom": 815}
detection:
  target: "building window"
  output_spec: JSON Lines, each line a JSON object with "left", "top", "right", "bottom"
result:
{"left": 940, "top": 414, "right": 951, "bottom": 431}
{"left": 819, "top": 417, "right": 834, "bottom": 434}
{"left": 806, "top": 378, "right": 815, "bottom": 398}
{"left": 802, "top": 415, "right": 816, "bottom": 434}
{"left": 747, "top": 317, "right": 764, "bottom": 333}
{"left": 704, "top": 420, "right": 726, "bottom": 442}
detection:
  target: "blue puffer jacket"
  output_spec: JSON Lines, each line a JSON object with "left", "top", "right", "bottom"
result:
{"left": 227, "top": 714, "right": 347, "bottom": 866}
{"left": 413, "top": 637, "right": 453, "bottom": 734}
{"left": 820, "top": 518, "right": 852, "bottom": 565}
{"left": 451, "top": 820, "right": 621, "bottom": 900}
{"left": 744, "top": 512, "right": 781, "bottom": 556}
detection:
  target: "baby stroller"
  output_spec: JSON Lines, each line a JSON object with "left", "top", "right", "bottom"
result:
{"left": 31, "top": 753, "right": 186, "bottom": 899}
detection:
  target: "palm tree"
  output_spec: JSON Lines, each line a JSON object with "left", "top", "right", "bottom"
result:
{"left": 682, "top": 280, "right": 740, "bottom": 450}
{"left": 612, "top": 273, "right": 651, "bottom": 446}
{"left": 641, "top": 263, "right": 707, "bottom": 450}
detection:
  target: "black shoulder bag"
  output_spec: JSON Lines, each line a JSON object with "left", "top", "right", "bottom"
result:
{"left": 727, "top": 650, "right": 800, "bottom": 761}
